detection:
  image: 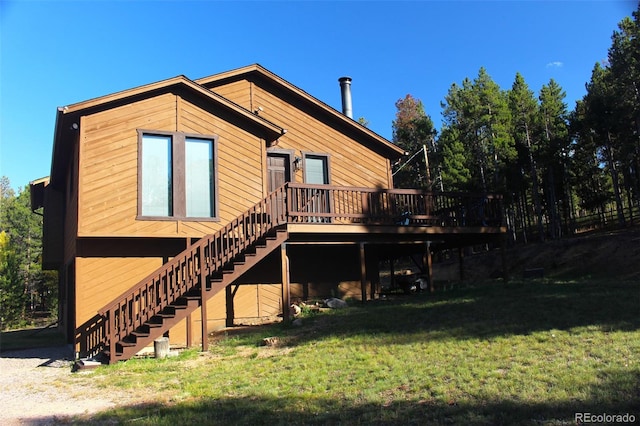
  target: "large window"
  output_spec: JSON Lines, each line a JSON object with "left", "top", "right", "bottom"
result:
{"left": 138, "top": 131, "right": 218, "bottom": 220}
{"left": 141, "top": 134, "right": 173, "bottom": 216}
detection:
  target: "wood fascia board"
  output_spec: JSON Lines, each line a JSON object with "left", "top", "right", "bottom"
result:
{"left": 286, "top": 223, "right": 507, "bottom": 237}
{"left": 197, "top": 64, "right": 405, "bottom": 159}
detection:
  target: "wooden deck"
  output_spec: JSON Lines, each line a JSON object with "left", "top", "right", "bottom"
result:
{"left": 76, "top": 183, "right": 506, "bottom": 364}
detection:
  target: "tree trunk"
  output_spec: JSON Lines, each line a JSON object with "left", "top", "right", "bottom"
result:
{"left": 524, "top": 124, "right": 545, "bottom": 241}
{"left": 605, "top": 132, "right": 626, "bottom": 226}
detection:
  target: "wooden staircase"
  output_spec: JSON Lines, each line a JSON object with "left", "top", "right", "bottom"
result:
{"left": 75, "top": 187, "right": 290, "bottom": 364}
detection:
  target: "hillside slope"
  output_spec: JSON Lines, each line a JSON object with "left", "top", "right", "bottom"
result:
{"left": 433, "top": 227, "right": 640, "bottom": 282}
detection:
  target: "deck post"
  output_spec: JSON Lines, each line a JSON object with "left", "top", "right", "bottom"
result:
{"left": 186, "top": 238, "right": 192, "bottom": 348}
{"left": 423, "top": 242, "right": 434, "bottom": 293}
{"left": 200, "top": 247, "right": 208, "bottom": 353}
{"left": 368, "top": 253, "right": 378, "bottom": 300}
{"left": 458, "top": 246, "right": 465, "bottom": 282}
{"left": 500, "top": 235, "right": 509, "bottom": 283}
{"left": 389, "top": 257, "right": 395, "bottom": 289}
{"left": 225, "top": 285, "right": 235, "bottom": 327}
{"left": 359, "top": 242, "right": 367, "bottom": 302}
{"left": 186, "top": 314, "right": 192, "bottom": 348}
{"left": 281, "top": 243, "right": 291, "bottom": 321}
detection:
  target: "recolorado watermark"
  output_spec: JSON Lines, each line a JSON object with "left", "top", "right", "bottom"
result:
{"left": 575, "top": 412, "right": 636, "bottom": 423}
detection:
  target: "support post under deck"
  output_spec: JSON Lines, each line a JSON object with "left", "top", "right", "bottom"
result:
{"left": 200, "top": 247, "right": 208, "bottom": 353}
{"left": 281, "top": 243, "right": 291, "bottom": 321}
{"left": 500, "top": 235, "right": 509, "bottom": 283}
{"left": 458, "top": 246, "right": 465, "bottom": 282}
{"left": 423, "top": 242, "right": 434, "bottom": 293}
{"left": 186, "top": 238, "right": 192, "bottom": 348}
{"left": 359, "top": 242, "right": 367, "bottom": 302}
{"left": 225, "top": 285, "right": 235, "bottom": 328}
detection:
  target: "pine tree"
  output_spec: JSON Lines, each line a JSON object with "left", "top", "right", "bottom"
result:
{"left": 508, "top": 73, "right": 545, "bottom": 241}
{"left": 538, "top": 79, "right": 571, "bottom": 238}
{"left": 391, "top": 94, "right": 437, "bottom": 188}
{"left": 440, "top": 69, "right": 515, "bottom": 193}
{"left": 0, "top": 177, "right": 58, "bottom": 326}
{"left": 438, "top": 126, "right": 472, "bottom": 191}
{"left": 0, "top": 231, "right": 27, "bottom": 328}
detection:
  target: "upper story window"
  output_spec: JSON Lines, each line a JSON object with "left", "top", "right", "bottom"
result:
{"left": 303, "top": 153, "right": 330, "bottom": 185}
{"left": 138, "top": 130, "right": 218, "bottom": 221}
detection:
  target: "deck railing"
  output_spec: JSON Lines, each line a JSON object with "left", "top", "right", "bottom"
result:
{"left": 78, "top": 183, "right": 503, "bottom": 360}
{"left": 287, "top": 183, "right": 504, "bottom": 227}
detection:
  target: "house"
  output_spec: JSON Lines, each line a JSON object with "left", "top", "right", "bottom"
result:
{"left": 30, "top": 64, "right": 506, "bottom": 364}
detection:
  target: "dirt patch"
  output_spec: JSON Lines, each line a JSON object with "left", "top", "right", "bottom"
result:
{"left": 0, "top": 346, "right": 139, "bottom": 425}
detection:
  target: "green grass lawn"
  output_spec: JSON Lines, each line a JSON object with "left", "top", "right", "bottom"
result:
{"left": 76, "top": 279, "right": 639, "bottom": 425}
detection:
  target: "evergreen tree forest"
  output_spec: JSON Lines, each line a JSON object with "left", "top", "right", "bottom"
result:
{"left": 0, "top": 177, "right": 58, "bottom": 329}
{"left": 392, "top": 5, "right": 640, "bottom": 242}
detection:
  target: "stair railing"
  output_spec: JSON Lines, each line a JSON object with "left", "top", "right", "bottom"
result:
{"left": 82, "top": 185, "right": 288, "bottom": 360}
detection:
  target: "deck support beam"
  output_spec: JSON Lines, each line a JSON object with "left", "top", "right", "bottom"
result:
{"left": 281, "top": 243, "right": 291, "bottom": 322}
{"left": 359, "top": 242, "right": 367, "bottom": 302}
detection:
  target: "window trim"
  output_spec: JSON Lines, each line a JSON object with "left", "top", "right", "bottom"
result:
{"left": 137, "top": 129, "right": 219, "bottom": 222}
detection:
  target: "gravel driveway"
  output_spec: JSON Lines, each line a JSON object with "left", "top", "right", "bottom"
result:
{"left": 0, "top": 346, "right": 123, "bottom": 425}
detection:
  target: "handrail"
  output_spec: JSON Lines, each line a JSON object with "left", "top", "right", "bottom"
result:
{"left": 77, "top": 183, "right": 504, "bottom": 360}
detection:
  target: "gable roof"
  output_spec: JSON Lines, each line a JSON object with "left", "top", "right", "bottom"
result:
{"left": 196, "top": 64, "right": 405, "bottom": 159}
{"left": 49, "top": 75, "right": 286, "bottom": 188}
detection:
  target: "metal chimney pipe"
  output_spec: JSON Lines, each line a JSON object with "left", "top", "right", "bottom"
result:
{"left": 338, "top": 76, "right": 353, "bottom": 118}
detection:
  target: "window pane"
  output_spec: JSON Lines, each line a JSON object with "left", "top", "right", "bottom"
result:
{"left": 185, "top": 138, "right": 214, "bottom": 217}
{"left": 305, "top": 156, "right": 328, "bottom": 184}
{"left": 141, "top": 134, "right": 172, "bottom": 216}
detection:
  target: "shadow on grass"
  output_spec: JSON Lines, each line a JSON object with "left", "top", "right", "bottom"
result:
{"left": 60, "top": 367, "right": 639, "bottom": 425}
{"left": 280, "top": 280, "right": 640, "bottom": 347}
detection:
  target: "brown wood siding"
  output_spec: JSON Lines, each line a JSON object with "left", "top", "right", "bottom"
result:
{"left": 79, "top": 94, "right": 177, "bottom": 237}
{"left": 75, "top": 256, "right": 162, "bottom": 326}
{"left": 209, "top": 79, "right": 252, "bottom": 111}
{"left": 78, "top": 93, "right": 267, "bottom": 238}
{"left": 226, "top": 284, "right": 282, "bottom": 324}
{"left": 216, "top": 79, "right": 391, "bottom": 189}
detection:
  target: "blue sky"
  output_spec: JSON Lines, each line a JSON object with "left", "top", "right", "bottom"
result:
{"left": 0, "top": 0, "right": 636, "bottom": 190}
